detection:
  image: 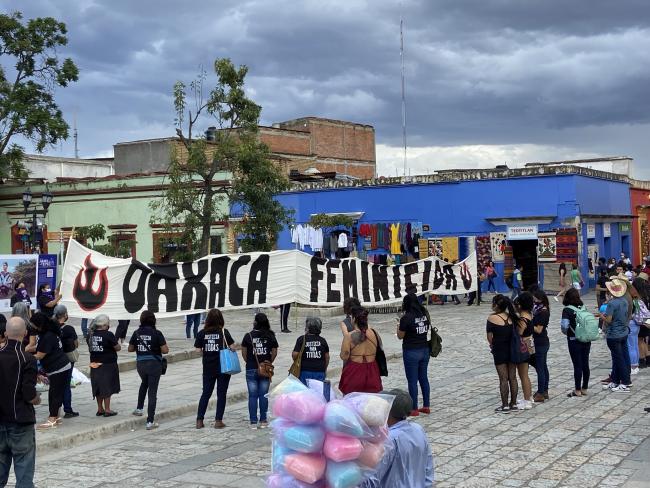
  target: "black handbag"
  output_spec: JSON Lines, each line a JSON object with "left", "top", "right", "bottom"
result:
{"left": 136, "top": 331, "right": 167, "bottom": 375}
{"left": 370, "top": 330, "right": 388, "bottom": 377}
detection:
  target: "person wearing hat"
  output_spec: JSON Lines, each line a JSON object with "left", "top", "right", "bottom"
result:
{"left": 600, "top": 278, "right": 632, "bottom": 392}
{"left": 359, "top": 389, "right": 434, "bottom": 488}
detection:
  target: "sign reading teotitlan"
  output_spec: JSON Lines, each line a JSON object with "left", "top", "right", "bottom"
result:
{"left": 61, "top": 240, "right": 478, "bottom": 318}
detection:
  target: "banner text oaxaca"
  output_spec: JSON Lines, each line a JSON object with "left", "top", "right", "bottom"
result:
{"left": 61, "top": 240, "right": 477, "bottom": 319}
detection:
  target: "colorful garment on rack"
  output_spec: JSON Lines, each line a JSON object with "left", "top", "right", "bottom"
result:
{"left": 390, "top": 223, "right": 401, "bottom": 255}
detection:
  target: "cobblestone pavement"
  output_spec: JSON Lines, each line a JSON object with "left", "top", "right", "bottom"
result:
{"left": 12, "top": 293, "right": 650, "bottom": 487}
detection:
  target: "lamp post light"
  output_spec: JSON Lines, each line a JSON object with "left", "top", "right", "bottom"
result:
{"left": 21, "top": 187, "right": 54, "bottom": 254}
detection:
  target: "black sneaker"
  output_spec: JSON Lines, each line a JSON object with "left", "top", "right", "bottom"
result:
{"left": 64, "top": 411, "right": 79, "bottom": 418}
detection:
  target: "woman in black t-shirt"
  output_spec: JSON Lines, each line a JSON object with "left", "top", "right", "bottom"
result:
{"left": 195, "top": 309, "right": 236, "bottom": 429}
{"left": 128, "top": 310, "right": 168, "bottom": 430}
{"left": 241, "top": 313, "right": 278, "bottom": 429}
{"left": 88, "top": 314, "right": 121, "bottom": 417}
{"left": 53, "top": 304, "right": 79, "bottom": 418}
{"left": 396, "top": 293, "right": 431, "bottom": 416}
{"left": 31, "top": 312, "right": 71, "bottom": 429}
{"left": 513, "top": 293, "right": 534, "bottom": 410}
{"left": 531, "top": 290, "right": 551, "bottom": 403}
{"left": 292, "top": 317, "right": 330, "bottom": 385}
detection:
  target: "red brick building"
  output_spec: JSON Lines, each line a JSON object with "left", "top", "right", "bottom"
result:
{"left": 113, "top": 117, "right": 376, "bottom": 179}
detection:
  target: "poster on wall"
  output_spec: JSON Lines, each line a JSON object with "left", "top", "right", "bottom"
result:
{"left": 442, "top": 237, "right": 459, "bottom": 262}
{"left": 61, "top": 240, "right": 478, "bottom": 318}
{"left": 418, "top": 239, "right": 428, "bottom": 260}
{"left": 586, "top": 224, "right": 596, "bottom": 239}
{"left": 427, "top": 239, "right": 443, "bottom": 258}
{"left": 587, "top": 244, "right": 599, "bottom": 278}
{"left": 537, "top": 232, "right": 557, "bottom": 262}
{"left": 37, "top": 254, "right": 58, "bottom": 293}
{"left": 490, "top": 232, "right": 507, "bottom": 262}
{"left": 603, "top": 223, "right": 611, "bottom": 238}
{"left": 476, "top": 236, "right": 491, "bottom": 269}
{"left": 0, "top": 254, "right": 39, "bottom": 312}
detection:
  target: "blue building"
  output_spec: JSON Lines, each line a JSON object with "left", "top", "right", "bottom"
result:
{"left": 273, "top": 165, "right": 634, "bottom": 293}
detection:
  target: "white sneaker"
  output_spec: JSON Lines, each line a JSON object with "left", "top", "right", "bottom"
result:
{"left": 602, "top": 382, "right": 616, "bottom": 390}
{"left": 132, "top": 409, "right": 143, "bottom": 417}
{"left": 250, "top": 423, "right": 258, "bottom": 430}
{"left": 553, "top": 296, "right": 559, "bottom": 302}
{"left": 631, "top": 367, "right": 639, "bottom": 375}
{"left": 146, "top": 422, "right": 159, "bottom": 430}
{"left": 611, "top": 385, "right": 631, "bottom": 393}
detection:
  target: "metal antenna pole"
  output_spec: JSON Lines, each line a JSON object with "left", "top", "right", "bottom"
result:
{"left": 73, "top": 112, "right": 79, "bottom": 158}
{"left": 400, "top": 7, "right": 407, "bottom": 177}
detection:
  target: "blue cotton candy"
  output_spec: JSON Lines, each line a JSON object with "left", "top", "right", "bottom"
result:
{"left": 281, "top": 425, "right": 326, "bottom": 453}
{"left": 272, "top": 440, "right": 294, "bottom": 473}
{"left": 324, "top": 401, "right": 366, "bottom": 438}
{"left": 326, "top": 461, "right": 363, "bottom": 488}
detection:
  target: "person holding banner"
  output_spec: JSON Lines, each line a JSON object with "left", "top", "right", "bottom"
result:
{"left": 339, "top": 306, "right": 383, "bottom": 394}
{"left": 37, "top": 283, "right": 62, "bottom": 318}
{"left": 241, "top": 313, "right": 278, "bottom": 429}
{"left": 128, "top": 311, "right": 169, "bottom": 431}
{"left": 195, "top": 309, "right": 236, "bottom": 429}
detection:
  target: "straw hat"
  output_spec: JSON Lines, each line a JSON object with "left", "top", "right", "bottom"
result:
{"left": 606, "top": 278, "right": 628, "bottom": 298}
{"left": 639, "top": 272, "right": 649, "bottom": 281}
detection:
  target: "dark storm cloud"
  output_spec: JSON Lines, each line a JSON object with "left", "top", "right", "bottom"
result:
{"left": 3, "top": 0, "right": 650, "bottom": 176}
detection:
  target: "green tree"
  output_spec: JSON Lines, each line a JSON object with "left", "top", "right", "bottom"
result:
{"left": 0, "top": 11, "right": 79, "bottom": 179}
{"left": 75, "top": 224, "right": 136, "bottom": 258}
{"left": 151, "top": 58, "right": 293, "bottom": 257}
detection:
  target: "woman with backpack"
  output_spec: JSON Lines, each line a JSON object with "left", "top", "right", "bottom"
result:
{"left": 562, "top": 288, "right": 592, "bottom": 397}
{"left": 397, "top": 293, "right": 431, "bottom": 416}
{"left": 486, "top": 294, "right": 518, "bottom": 413}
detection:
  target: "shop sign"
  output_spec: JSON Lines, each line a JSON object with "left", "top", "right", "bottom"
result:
{"left": 620, "top": 223, "right": 631, "bottom": 233}
{"left": 603, "top": 223, "right": 611, "bottom": 237}
{"left": 586, "top": 224, "right": 596, "bottom": 239}
{"left": 506, "top": 225, "right": 538, "bottom": 241}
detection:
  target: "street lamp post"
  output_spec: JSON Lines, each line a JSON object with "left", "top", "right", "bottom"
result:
{"left": 21, "top": 187, "right": 54, "bottom": 254}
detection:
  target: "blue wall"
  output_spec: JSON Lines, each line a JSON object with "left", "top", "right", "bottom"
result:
{"left": 273, "top": 174, "right": 633, "bottom": 292}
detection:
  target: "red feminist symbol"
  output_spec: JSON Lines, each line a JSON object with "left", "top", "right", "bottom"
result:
{"left": 72, "top": 255, "right": 109, "bottom": 311}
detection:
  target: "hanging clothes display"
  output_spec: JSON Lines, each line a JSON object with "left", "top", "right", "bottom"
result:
{"left": 390, "top": 223, "right": 401, "bottom": 255}
{"left": 290, "top": 225, "right": 323, "bottom": 252}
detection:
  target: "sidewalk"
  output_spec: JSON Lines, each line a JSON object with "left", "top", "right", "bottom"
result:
{"left": 35, "top": 308, "right": 404, "bottom": 453}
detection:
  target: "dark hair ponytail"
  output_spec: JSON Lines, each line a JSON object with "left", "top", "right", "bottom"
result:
{"left": 351, "top": 305, "right": 369, "bottom": 341}
{"left": 492, "top": 294, "right": 518, "bottom": 323}
{"left": 253, "top": 312, "right": 275, "bottom": 340}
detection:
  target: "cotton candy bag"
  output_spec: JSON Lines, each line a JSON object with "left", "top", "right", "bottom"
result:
{"left": 323, "top": 400, "right": 372, "bottom": 438}
{"left": 343, "top": 393, "right": 394, "bottom": 427}
{"left": 272, "top": 390, "right": 326, "bottom": 424}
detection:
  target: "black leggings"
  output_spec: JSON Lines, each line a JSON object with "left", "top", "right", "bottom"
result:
{"left": 47, "top": 369, "right": 69, "bottom": 418}
{"left": 136, "top": 360, "right": 162, "bottom": 423}
{"left": 495, "top": 363, "right": 518, "bottom": 407}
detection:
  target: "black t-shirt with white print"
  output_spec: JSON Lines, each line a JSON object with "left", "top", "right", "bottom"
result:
{"left": 399, "top": 312, "right": 430, "bottom": 349}
{"left": 293, "top": 334, "right": 329, "bottom": 372}
{"left": 88, "top": 329, "right": 118, "bottom": 364}
{"left": 194, "top": 328, "right": 235, "bottom": 374}
{"left": 241, "top": 330, "right": 279, "bottom": 371}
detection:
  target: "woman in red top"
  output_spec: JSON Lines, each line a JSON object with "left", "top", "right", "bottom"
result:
{"left": 338, "top": 306, "right": 382, "bottom": 394}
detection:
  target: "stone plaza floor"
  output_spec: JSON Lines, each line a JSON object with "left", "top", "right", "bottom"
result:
{"left": 11, "top": 292, "right": 650, "bottom": 487}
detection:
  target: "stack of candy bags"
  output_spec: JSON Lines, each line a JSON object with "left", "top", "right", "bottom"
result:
{"left": 266, "top": 376, "right": 394, "bottom": 488}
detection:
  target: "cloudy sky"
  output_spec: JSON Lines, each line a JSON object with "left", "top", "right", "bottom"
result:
{"left": 4, "top": 0, "right": 650, "bottom": 178}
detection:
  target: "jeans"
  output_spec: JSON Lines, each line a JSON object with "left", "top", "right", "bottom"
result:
{"left": 402, "top": 347, "right": 430, "bottom": 410}
{"left": 80, "top": 319, "right": 88, "bottom": 339}
{"left": 136, "top": 360, "right": 162, "bottom": 423}
{"left": 246, "top": 369, "right": 270, "bottom": 423}
{"left": 47, "top": 369, "right": 68, "bottom": 418}
{"left": 185, "top": 314, "right": 201, "bottom": 339}
{"left": 606, "top": 336, "right": 631, "bottom": 386}
{"left": 567, "top": 338, "right": 591, "bottom": 391}
{"left": 628, "top": 320, "right": 640, "bottom": 367}
{"left": 197, "top": 373, "right": 231, "bottom": 421}
{"left": 0, "top": 422, "right": 35, "bottom": 488}
{"left": 511, "top": 287, "right": 521, "bottom": 300}
{"left": 299, "top": 370, "right": 326, "bottom": 385}
{"left": 533, "top": 342, "right": 550, "bottom": 394}
{"left": 487, "top": 277, "right": 496, "bottom": 292}
{"left": 63, "top": 364, "right": 74, "bottom": 413}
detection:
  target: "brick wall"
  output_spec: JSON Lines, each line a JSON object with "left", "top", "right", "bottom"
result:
{"left": 259, "top": 128, "right": 311, "bottom": 156}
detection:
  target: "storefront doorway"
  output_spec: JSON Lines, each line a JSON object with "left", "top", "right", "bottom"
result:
{"left": 510, "top": 239, "right": 538, "bottom": 289}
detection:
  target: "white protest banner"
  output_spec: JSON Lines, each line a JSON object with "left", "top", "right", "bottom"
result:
{"left": 60, "top": 239, "right": 477, "bottom": 318}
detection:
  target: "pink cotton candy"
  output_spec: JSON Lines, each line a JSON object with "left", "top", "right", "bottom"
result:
{"left": 273, "top": 391, "right": 326, "bottom": 424}
{"left": 323, "top": 434, "right": 364, "bottom": 462}
{"left": 284, "top": 453, "right": 327, "bottom": 484}
{"left": 357, "top": 441, "right": 385, "bottom": 468}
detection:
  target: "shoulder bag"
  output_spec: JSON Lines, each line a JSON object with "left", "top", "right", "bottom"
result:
{"left": 249, "top": 333, "right": 274, "bottom": 380}
{"left": 136, "top": 330, "right": 167, "bottom": 375}
{"left": 288, "top": 334, "right": 306, "bottom": 378}
{"left": 219, "top": 330, "right": 241, "bottom": 375}
{"left": 510, "top": 320, "right": 530, "bottom": 364}
{"left": 368, "top": 329, "right": 388, "bottom": 377}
